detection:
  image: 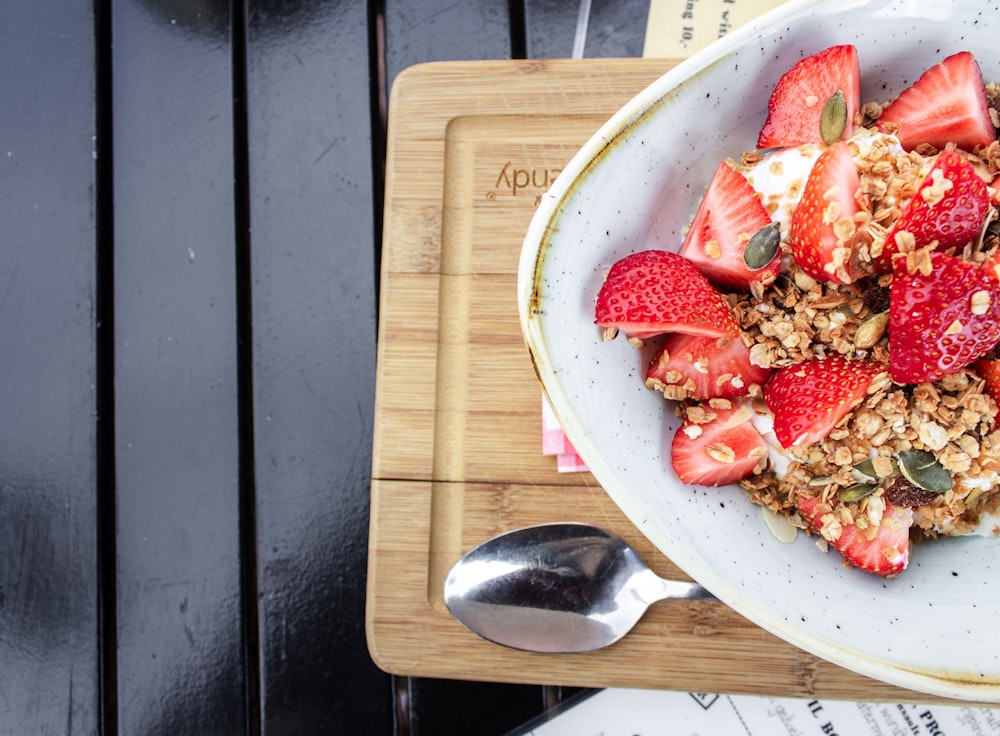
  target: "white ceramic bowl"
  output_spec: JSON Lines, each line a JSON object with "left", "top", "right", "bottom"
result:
{"left": 519, "top": 0, "right": 1000, "bottom": 702}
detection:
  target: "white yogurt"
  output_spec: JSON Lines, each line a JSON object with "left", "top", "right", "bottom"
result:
{"left": 740, "top": 144, "right": 820, "bottom": 237}
{"left": 749, "top": 408, "right": 792, "bottom": 479}
{"left": 739, "top": 130, "right": 907, "bottom": 237}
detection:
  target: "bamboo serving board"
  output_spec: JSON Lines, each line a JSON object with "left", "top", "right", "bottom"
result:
{"left": 366, "top": 59, "right": 939, "bottom": 701}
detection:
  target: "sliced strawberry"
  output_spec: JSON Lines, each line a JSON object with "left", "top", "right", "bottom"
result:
{"left": 873, "top": 151, "right": 990, "bottom": 273}
{"left": 889, "top": 251, "right": 1000, "bottom": 384}
{"left": 877, "top": 51, "right": 996, "bottom": 152}
{"left": 797, "top": 494, "right": 912, "bottom": 577}
{"left": 788, "top": 141, "right": 862, "bottom": 284}
{"left": 984, "top": 250, "right": 1000, "bottom": 283}
{"left": 757, "top": 45, "right": 860, "bottom": 149}
{"left": 595, "top": 250, "right": 740, "bottom": 340}
{"left": 973, "top": 357, "right": 1000, "bottom": 418}
{"left": 678, "top": 161, "right": 779, "bottom": 290}
{"left": 670, "top": 401, "right": 767, "bottom": 487}
{"left": 762, "top": 354, "right": 885, "bottom": 449}
{"left": 646, "top": 332, "right": 772, "bottom": 401}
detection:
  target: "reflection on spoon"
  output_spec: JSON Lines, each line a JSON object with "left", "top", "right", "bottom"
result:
{"left": 443, "top": 522, "right": 714, "bottom": 653}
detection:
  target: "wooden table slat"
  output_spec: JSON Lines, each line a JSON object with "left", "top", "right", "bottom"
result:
{"left": 383, "top": 0, "right": 515, "bottom": 100}
{"left": 523, "top": 0, "right": 652, "bottom": 59}
{"left": 111, "top": 2, "right": 248, "bottom": 731}
{"left": 244, "top": 1, "right": 393, "bottom": 731}
{"left": 0, "top": 2, "right": 101, "bottom": 732}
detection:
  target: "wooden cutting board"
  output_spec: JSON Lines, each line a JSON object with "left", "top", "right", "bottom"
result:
{"left": 366, "top": 59, "right": 939, "bottom": 701}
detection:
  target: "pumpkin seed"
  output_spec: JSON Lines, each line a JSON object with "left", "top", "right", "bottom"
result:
{"left": 854, "top": 311, "right": 889, "bottom": 349}
{"left": 897, "top": 449, "right": 953, "bottom": 493}
{"left": 837, "top": 482, "right": 879, "bottom": 502}
{"left": 820, "top": 89, "right": 848, "bottom": 145}
{"left": 743, "top": 222, "right": 781, "bottom": 271}
{"left": 852, "top": 459, "right": 878, "bottom": 480}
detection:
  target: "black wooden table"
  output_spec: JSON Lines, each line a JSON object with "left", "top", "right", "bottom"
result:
{"left": 1, "top": 1, "right": 648, "bottom": 733}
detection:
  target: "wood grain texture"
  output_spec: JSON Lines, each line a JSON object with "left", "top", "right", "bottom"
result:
{"left": 367, "top": 59, "right": 951, "bottom": 702}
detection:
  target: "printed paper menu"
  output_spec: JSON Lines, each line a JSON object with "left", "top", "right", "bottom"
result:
{"left": 644, "top": 0, "right": 789, "bottom": 58}
{"left": 513, "top": 688, "right": 1000, "bottom": 735}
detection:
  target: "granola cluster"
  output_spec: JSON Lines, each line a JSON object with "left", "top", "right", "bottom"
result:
{"left": 688, "top": 99, "right": 1000, "bottom": 543}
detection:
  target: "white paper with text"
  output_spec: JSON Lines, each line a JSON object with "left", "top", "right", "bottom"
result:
{"left": 517, "top": 688, "right": 1000, "bottom": 736}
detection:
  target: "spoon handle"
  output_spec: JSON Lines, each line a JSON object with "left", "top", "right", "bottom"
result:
{"left": 635, "top": 568, "right": 716, "bottom": 604}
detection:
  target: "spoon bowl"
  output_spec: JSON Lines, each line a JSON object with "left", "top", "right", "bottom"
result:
{"left": 443, "top": 522, "right": 714, "bottom": 653}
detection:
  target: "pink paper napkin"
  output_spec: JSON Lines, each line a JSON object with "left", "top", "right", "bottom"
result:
{"left": 541, "top": 396, "right": 589, "bottom": 472}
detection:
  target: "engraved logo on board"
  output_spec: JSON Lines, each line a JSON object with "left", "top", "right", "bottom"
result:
{"left": 487, "top": 161, "right": 562, "bottom": 207}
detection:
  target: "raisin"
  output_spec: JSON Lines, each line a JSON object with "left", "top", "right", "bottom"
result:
{"left": 859, "top": 276, "right": 890, "bottom": 314}
{"left": 884, "top": 475, "right": 939, "bottom": 507}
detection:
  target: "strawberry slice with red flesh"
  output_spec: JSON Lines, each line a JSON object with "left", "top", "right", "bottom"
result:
{"left": 670, "top": 401, "right": 767, "bottom": 487}
{"left": 788, "top": 141, "right": 862, "bottom": 284}
{"left": 877, "top": 51, "right": 996, "bottom": 152}
{"left": 873, "top": 150, "right": 990, "bottom": 273}
{"left": 797, "top": 494, "right": 912, "bottom": 577}
{"left": 595, "top": 250, "right": 740, "bottom": 340}
{"left": 762, "top": 354, "right": 885, "bottom": 449}
{"left": 984, "top": 249, "right": 1000, "bottom": 283}
{"left": 678, "top": 161, "right": 779, "bottom": 291}
{"left": 646, "top": 332, "right": 772, "bottom": 401}
{"left": 757, "top": 45, "right": 860, "bottom": 149}
{"left": 889, "top": 251, "right": 1000, "bottom": 384}
{"left": 973, "top": 357, "right": 1000, "bottom": 418}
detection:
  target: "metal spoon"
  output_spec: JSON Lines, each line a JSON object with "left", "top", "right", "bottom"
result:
{"left": 443, "top": 522, "right": 714, "bottom": 653}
